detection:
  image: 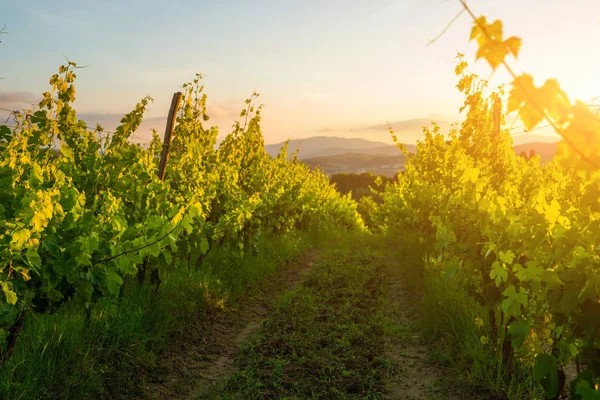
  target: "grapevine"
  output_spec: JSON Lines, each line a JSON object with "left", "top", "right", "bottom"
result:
{"left": 379, "top": 5, "right": 600, "bottom": 398}
{"left": 0, "top": 64, "right": 364, "bottom": 357}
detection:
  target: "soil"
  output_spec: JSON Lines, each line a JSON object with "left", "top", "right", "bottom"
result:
{"left": 138, "top": 248, "right": 320, "bottom": 400}
{"left": 382, "top": 258, "right": 456, "bottom": 400}
{"left": 139, "top": 242, "right": 493, "bottom": 400}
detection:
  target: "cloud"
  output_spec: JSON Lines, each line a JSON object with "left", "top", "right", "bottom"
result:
{"left": 75, "top": 99, "right": 245, "bottom": 142}
{"left": 318, "top": 127, "right": 334, "bottom": 133}
{"left": 0, "top": 91, "right": 40, "bottom": 108}
{"left": 364, "top": 117, "right": 450, "bottom": 132}
{"left": 312, "top": 117, "right": 453, "bottom": 141}
{"left": 73, "top": 113, "right": 165, "bottom": 142}
{"left": 77, "top": 113, "right": 125, "bottom": 128}
{"left": 348, "top": 124, "right": 370, "bottom": 133}
{"left": 207, "top": 100, "right": 241, "bottom": 120}
{"left": 77, "top": 99, "right": 241, "bottom": 130}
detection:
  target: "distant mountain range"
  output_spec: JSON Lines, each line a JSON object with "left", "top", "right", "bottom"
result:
{"left": 513, "top": 142, "right": 558, "bottom": 162}
{"left": 265, "top": 136, "right": 560, "bottom": 176}
{"left": 302, "top": 153, "right": 407, "bottom": 177}
{"left": 264, "top": 136, "right": 411, "bottom": 159}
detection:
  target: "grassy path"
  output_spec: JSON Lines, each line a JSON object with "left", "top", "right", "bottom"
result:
{"left": 139, "top": 249, "right": 320, "bottom": 399}
{"left": 215, "top": 235, "right": 478, "bottom": 399}
{"left": 220, "top": 240, "right": 390, "bottom": 399}
{"left": 141, "top": 234, "right": 490, "bottom": 399}
{"left": 382, "top": 249, "right": 450, "bottom": 400}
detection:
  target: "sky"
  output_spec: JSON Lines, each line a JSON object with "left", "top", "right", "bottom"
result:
{"left": 1, "top": 0, "right": 599, "bottom": 145}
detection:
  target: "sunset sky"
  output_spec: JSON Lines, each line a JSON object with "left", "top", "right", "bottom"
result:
{"left": 1, "top": 0, "right": 599, "bottom": 145}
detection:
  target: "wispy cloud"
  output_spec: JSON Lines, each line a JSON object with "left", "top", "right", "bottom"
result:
{"left": 309, "top": 116, "right": 456, "bottom": 144}
{"left": 316, "top": 115, "right": 451, "bottom": 138}
{"left": 76, "top": 99, "right": 247, "bottom": 142}
{"left": 76, "top": 113, "right": 166, "bottom": 141}
{"left": 322, "top": 117, "right": 452, "bottom": 135}
{"left": 0, "top": 91, "right": 40, "bottom": 108}
{"left": 317, "top": 127, "right": 334, "bottom": 133}
{"left": 363, "top": 117, "right": 451, "bottom": 132}
{"left": 207, "top": 100, "right": 242, "bottom": 121}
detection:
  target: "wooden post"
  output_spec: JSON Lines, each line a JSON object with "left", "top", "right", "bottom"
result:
{"left": 1, "top": 311, "right": 26, "bottom": 367}
{"left": 141, "top": 92, "right": 182, "bottom": 291}
{"left": 158, "top": 92, "right": 183, "bottom": 181}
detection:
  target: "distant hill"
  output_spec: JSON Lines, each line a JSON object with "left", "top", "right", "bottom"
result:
{"left": 511, "top": 134, "right": 560, "bottom": 145}
{"left": 303, "top": 153, "right": 406, "bottom": 177}
{"left": 265, "top": 136, "right": 404, "bottom": 159}
{"left": 276, "top": 136, "right": 561, "bottom": 176}
{"left": 514, "top": 142, "right": 558, "bottom": 162}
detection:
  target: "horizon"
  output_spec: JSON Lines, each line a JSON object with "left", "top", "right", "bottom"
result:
{"left": 263, "top": 133, "right": 562, "bottom": 147}
{"left": 1, "top": 0, "right": 598, "bottom": 145}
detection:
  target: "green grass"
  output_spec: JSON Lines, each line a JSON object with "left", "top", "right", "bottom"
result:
{"left": 385, "top": 234, "right": 544, "bottom": 400}
{"left": 0, "top": 231, "right": 318, "bottom": 399}
{"left": 222, "top": 234, "right": 392, "bottom": 399}
{"left": 0, "top": 229, "right": 547, "bottom": 399}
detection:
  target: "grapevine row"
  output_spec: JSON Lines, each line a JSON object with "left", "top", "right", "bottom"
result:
{"left": 0, "top": 64, "right": 364, "bottom": 354}
{"left": 378, "top": 9, "right": 600, "bottom": 399}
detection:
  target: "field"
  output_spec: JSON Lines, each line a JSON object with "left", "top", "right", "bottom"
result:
{"left": 1, "top": 4, "right": 600, "bottom": 400}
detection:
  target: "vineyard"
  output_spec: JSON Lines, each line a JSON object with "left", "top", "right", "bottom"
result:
{"left": 1, "top": 2, "right": 600, "bottom": 400}
{"left": 0, "top": 62, "right": 365, "bottom": 397}
{"left": 372, "top": 5, "right": 600, "bottom": 399}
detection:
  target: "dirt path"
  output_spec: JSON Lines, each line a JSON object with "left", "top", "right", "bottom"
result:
{"left": 382, "top": 255, "right": 452, "bottom": 400}
{"left": 139, "top": 248, "right": 320, "bottom": 400}
{"left": 139, "top": 237, "right": 492, "bottom": 399}
{"left": 217, "top": 243, "right": 392, "bottom": 398}
{"left": 381, "top": 247, "right": 491, "bottom": 400}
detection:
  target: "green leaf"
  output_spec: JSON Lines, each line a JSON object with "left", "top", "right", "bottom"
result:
{"left": 200, "top": 237, "right": 210, "bottom": 255}
{"left": 571, "top": 364, "right": 600, "bottom": 400}
{"left": 31, "top": 110, "right": 48, "bottom": 126}
{"left": 513, "top": 261, "right": 543, "bottom": 283}
{"left": 559, "top": 289, "right": 580, "bottom": 313}
{"left": 188, "top": 203, "right": 204, "bottom": 219}
{"left": 106, "top": 269, "right": 123, "bottom": 296}
{"left": 540, "top": 269, "right": 564, "bottom": 290}
{"left": 25, "top": 247, "right": 42, "bottom": 272}
{"left": 10, "top": 229, "right": 31, "bottom": 250}
{"left": 116, "top": 256, "right": 138, "bottom": 276}
{"left": 533, "top": 354, "right": 559, "bottom": 399}
{"left": 75, "top": 281, "right": 94, "bottom": 308}
{"left": 501, "top": 286, "right": 527, "bottom": 317}
{"left": 498, "top": 250, "right": 515, "bottom": 265}
{"left": 573, "top": 380, "right": 600, "bottom": 400}
{"left": 0, "top": 125, "right": 11, "bottom": 142}
{"left": 29, "top": 162, "right": 44, "bottom": 186}
{"left": 60, "top": 144, "right": 75, "bottom": 161}
{"left": 490, "top": 261, "right": 508, "bottom": 286}
{"left": 508, "top": 319, "right": 532, "bottom": 347}
{"left": 1, "top": 283, "right": 17, "bottom": 305}
{"left": 163, "top": 251, "right": 172, "bottom": 265}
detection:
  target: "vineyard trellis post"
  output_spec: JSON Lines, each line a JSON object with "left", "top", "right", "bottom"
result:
{"left": 137, "top": 92, "right": 183, "bottom": 290}
{"left": 158, "top": 92, "right": 183, "bottom": 181}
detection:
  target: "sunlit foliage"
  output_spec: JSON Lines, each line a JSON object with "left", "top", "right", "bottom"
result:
{"left": 378, "top": 9, "right": 600, "bottom": 399}
{"left": 0, "top": 64, "right": 363, "bottom": 354}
